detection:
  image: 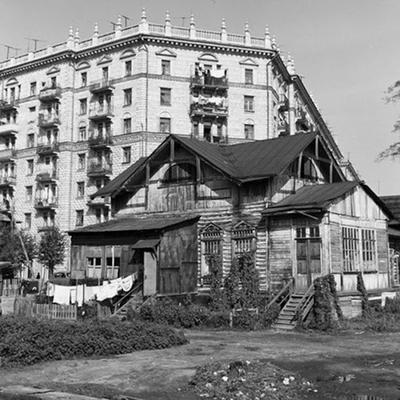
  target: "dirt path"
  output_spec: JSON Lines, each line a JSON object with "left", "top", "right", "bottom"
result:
{"left": 0, "top": 329, "right": 399, "bottom": 399}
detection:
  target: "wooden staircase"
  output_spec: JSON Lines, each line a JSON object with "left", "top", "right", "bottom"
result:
{"left": 112, "top": 282, "right": 143, "bottom": 320}
{"left": 270, "top": 283, "right": 314, "bottom": 331}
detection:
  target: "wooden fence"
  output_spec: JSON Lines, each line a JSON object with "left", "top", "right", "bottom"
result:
{"left": 14, "top": 298, "right": 77, "bottom": 320}
{"left": 0, "top": 279, "right": 20, "bottom": 297}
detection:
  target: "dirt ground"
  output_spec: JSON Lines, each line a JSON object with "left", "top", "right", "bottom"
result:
{"left": 0, "top": 329, "right": 399, "bottom": 399}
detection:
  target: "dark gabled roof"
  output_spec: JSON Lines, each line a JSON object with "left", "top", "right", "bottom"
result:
{"left": 263, "top": 181, "right": 359, "bottom": 215}
{"left": 69, "top": 214, "right": 199, "bottom": 234}
{"left": 176, "top": 132, "right": 317, "bottom": 182}
{"left": 380, "top": 195, "right": 400, "bottom": 221}
{"left": 93, "top": 132, "right": 320, "bottom": 199}
{"left": 92, "top": 157, "right": 147, "bottom": 198}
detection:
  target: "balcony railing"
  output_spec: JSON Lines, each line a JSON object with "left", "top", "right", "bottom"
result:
{"left": 87, "top": 162, "right": 112, "bottom": 177}
{"left": 190, "top": 74, "right": 228, "bottom": 89}
{"left": 190, "top": 102, "right": 228, "bottom": 118}
{"left": 0, "top": 99, "right": 19, "bottom": 111}
{"left": 0, "top": 175, "right": 16, "bottom": 187}
{"left": 87, "top": 195, "right": 111, "bottom": 208}
{"left": 87, "top": 134, "right": 113, "bottom": 148}
{"left": 36, "top": 171, "right": 58, "bottom": 182}
{"left": 0, "top": 148, "right": 16, "bottom": 161}
{"left": 38, "top": 224, "right": 56, "bottom": 232}
{"left": 38, "top": 113, "right": 60, "bottom": 128}
{"left": 36, "top": 142, "right": 60, "bottom": 156}
{"left": 0, "top": 123, "right": 18, "bottom": 137}
{"left": 89, "top": 79, "right": 115, "bottom": 94}
{"left": 88, "top": 104, "right": 113, "bottom": 120}
{"left": 34, "top": 198, "right": 58, "bottom": 210}
{"left": 39, "top": 86, "right": 61, "bottom": 102}
{"left": 278, "top": 94, "right": 289, "bottom": 111}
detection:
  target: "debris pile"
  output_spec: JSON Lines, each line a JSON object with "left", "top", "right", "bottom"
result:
{"left": 188, "top": 359, "right": 317, "bottom": 399}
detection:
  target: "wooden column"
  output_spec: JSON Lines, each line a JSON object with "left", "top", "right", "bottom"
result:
{"left": 329, "top": 161, "right": 333, "bottom": 183}
{"left": 169, "top": 138, "right": 175, "bottom": 163}
{"left": 145, "top": 162, "right": 150, "bottom": 209}
{"left": 297, "top": 151, "right": 303, "bottom": 178}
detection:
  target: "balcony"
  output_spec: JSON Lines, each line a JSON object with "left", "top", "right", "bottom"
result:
{"left": 38, "top": 113, "right": 60, "bottom": 128}
{"left": 278, "top": 94, "right": 289, "bottom": 112}
{"left": 87, "top": 162, "right": 112, "bottom": 177}
{"left": 38, "top": 224, "right": 56, "bottom": 233}
{"left": 36, "top": 142, "right": 60, "bottom": 156}
{"left": 0, "top": 99, "right": 18, "bottom": 111}
{"left": 89, "top": 79, "right": 115, "bottom": 94}
{"left": 0, "top": 200, "right": 11, "bottom": 214}
{"left": 190, "top": 74, "right": 228, "bottom": 90}
{"left": 39, "top": 86, "right": 61, "bottom": 102}
{"left": 87, "top": 134, "right": 113, "bottom": 149}
{"left": 88, "top": 104, "right": 113, "bottom": 121}
{"left": 36, "top": 171, "right": 58, "bottom": 183}
{"left": 0, "top": 175, "right": 16, "bottom": 188}
{"left": 34, "top": 198, "right": 58, "bottom": 210}
{"left": 0, "top": 123, "right": 18, "bottom": 137}
{"left": 190, "top": 102, "right": 228, "bottom": 118}
{"left": 296, "top": 109, "right": 311, "bottom": 131}
{"left": 87, "top": 195, "right": 111, "bottom": 208}
{"left": 0, "top": 148, "right": 16, "bottom": 162}
{"left": 277, "top": 119, "right": 290, "bottom": 135}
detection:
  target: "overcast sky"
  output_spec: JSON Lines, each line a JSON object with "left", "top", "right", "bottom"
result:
{"left": 1, "top": 0, "right": 399, "bottom": 195}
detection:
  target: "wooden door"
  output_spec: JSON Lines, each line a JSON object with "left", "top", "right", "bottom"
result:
{"left": 143, "top": 251, "right": 157, "bottom": 296}
{"left": 296, "top": 239, "right": 321, "bottom": 292}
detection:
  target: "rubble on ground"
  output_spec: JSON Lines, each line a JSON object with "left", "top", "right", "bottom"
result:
{"left": 188, "top": 359, "right": 317, "bottom": 400}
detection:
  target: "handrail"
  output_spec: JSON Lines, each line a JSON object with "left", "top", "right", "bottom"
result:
{"left": 292, "top": 283, "right": 314, "bottom": 323}
{"left": 113, "top": 281, "right": 143, "bottom": 315}
{"left": 265, "top": 277, "right": 294, "bottom": 311}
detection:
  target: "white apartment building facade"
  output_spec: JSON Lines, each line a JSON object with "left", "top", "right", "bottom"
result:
{"left": 0, "top": 11, "right": 352, "bottom": 273}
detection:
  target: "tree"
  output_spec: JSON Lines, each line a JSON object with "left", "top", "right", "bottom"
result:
{"left": 379, "top": 81, "right": 400, "bottom": 158}
{"left": 0, "top": 226, "right": 37, "bottom": 276}
{"left": 38, "top": 227, "right": 66, "bottom": 277}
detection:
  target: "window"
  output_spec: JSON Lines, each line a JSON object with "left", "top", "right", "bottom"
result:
{"left": 200, "top": 224, "right": 223, "bottom": 285}
{"left": 95, "top": 179, "right": 103, "bottom": 191}
{"left": 80, "top": 72, "right": 87, "bottom": 87}
{"left": 30, "top": 82, "right": 37, "bottom": 96}
{"left": 160, "top": 88, "right": 171, "bottom": 106}
{"left": 27, "top": 134, "right": 35, "bottom": 148}
{"left": 25, "top": 186, "right": 33, "bottom": 202}
{"left": 24, "top": 213, "right": 32, "bottom": 230}
{"left": 123, "top": 117, "right": 132, "bottom": 134}
{"left": 95, "top": 208, "right": 102, "bottom": 224}
{"left": 161, "top": 59, "right": 170, "bottom": 76}
{"left": 29, "top": 106, "right": 36, "bottom": 113}
{"left": 244, "top": 95, "right": 254, "bottom": 112}
{"left": 78, "top": 153, "right": 86, "bottom": 170}
{"left": 87, "top": 257, "right": 102, "bottom": 278}
{"left": 245, "top": 69, "right": 253, "bottom": 85}
{"left": 106, "top": 256, "right": 120, "bottom": 279}
{"left": 43, "top": 212, "right": 55, "bottom": 228}
{"left": 163, "top": 163, "right": 196, "bottom": 184}
{"left": 27, "top": 159, "right": 34, "bottom": 175}
{"left": 123, "top": 88, "right": 132, "bottom": 106}
{"left": 79, "top": 98, "right": 87, "bottom": 115}
{"left": 122, "top": 146, "right": 131, "bottom": 164}
{"left": 160, "top": 117, "right": 171, "bottom": 133}
{"left": 342, "top": 227, "right": 360, "bottom": 272}
{"left": 51, "top": 76, "right": 57, "bottom": 88}
{"left": 79, "top": 126, "right": 87, "bottom": 141}
{"left": 102, "top": 66, "right": 109, "bottom": 81}
{"left": 361, "top": 229, "right": 376, "bottom": 269}
{"left": 125, "top": 60, "right": 132, "bottom": 77}
{"left": 77, "top": 182, "right": 85, "bottom": 198}
{"left": 76, "top": 210, "right": 84, "bottom": 226}
{"left": 232, "top": 222, "right": 256, "bottom": 255}
{"left": 244, "top": 124, "right": 254, "bottom": 139}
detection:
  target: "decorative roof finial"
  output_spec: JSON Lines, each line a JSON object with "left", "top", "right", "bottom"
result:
{"left": 141, "top": 8, "right": 147, "bottom": 23}
{"left": 94, "top": 22, "right": 99, "bottom": 36}
{"left": 244, "top": 22, "right": 251, "bottom": 46}
{"left": 74, "top": 28, "right": 80, "bottom": 46}
{"left": 67, "top": 26, "right": 74, "bottom": 48}
{"left": 69, "top": 26, "right": 74, "bottom": 40}
{"left": 117, "top": 15, "right": 122, "bottom": 29}
{"left": 221, "top": 18, "right": 227, "bottom": 42}
{"left": 189, "top": 14, "right": 196, "bottom": 38}
{"left": 165, "top": 10, "right": 171, "bottom": 23}
{"left": 271, "top": 35, "right": 277, "bottom": 50}
{"left": 190, "top": 14, "right": 195, "bottom": 27}
{"left": 245, "top": 21, "right": 249, "bottom": 32}
{"left": 221, "top": 18, "right": 226, "bottom": 30}
{"left": 264, "top": 25, "right": 272, "bottom": 49}
{"left": 140, "top": 7, "right": 149, "bottom": 33}
{"left": 165, "top": 10, "right": 171, "bottom": 35}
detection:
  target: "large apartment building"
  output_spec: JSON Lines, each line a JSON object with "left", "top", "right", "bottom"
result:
{"left": 0, "top": 11, "right": 354, "bottom": 273}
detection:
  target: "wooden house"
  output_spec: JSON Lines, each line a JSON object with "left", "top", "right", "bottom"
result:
{"left": 69, "top": 133, "right": 392, "bottom": 298}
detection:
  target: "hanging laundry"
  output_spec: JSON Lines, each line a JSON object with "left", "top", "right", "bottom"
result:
{"left": 76, "top": 284, "right": 85, "bottom": 307}
{"left": 210, "top": 69, "right": 225, "bottom": 79}
{"left": 84, "top": 285, "right": 99, "bottom": 302}
{"left": 96, "top": 284, "right": 110, "bottom": 302}
{"left": 53, "top": 285, "right": 72, "bottom": 305}
{"left": 121, "top": 275, "right": 133, "bottom": 292}
{"left": 70, "top": 288, "right": 77, "bottom": 304}
{"left": 46, "top": 282, "right": 55, "bottom": 297}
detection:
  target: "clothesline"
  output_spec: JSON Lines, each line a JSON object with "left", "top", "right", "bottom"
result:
{"left": 47, "top": 273, "right": 137, "bottom": 306}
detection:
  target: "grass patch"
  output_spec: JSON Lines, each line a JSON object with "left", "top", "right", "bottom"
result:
{"left": 0, "top": 316, "right": 187, "bottom": 367}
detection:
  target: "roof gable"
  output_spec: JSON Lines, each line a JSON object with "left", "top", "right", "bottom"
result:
{"left": 97, "top": 55, "right": 112, "bottom": 65}
{"left": 155, "top": 48, "right": 177, "bottom": 58}
{"left": 239, "top": 57, "right": 259, "bottom": 67}
{"left": 46, "top": 66, "right": 60, "bottom": 75}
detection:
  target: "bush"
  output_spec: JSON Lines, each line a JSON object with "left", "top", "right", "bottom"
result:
{"left": 0, "top": 316, "right": 188, "bottom": 367}
{"left": 384, "top": 296, "right": 400, "bottom": 314}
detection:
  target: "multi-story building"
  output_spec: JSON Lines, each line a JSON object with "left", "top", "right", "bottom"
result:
{"left": 0, "top": 10, "right": 355, "bottom": 274}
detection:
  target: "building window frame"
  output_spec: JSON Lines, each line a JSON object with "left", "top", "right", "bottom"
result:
{"left": 76, "top": 181, "right": 85, "bottom": 199}
{"left": 123, "top": 88, "right": 132, "bottom": 106}
{"left": 244, "top": 123, "right": 254, "bottom": 140}
{"left": 232, "top": 221, "right": 256, "bottom": 256}
{"left": 200, "top": 223, "right": 223, "bottom": 286}
{"left": 244, "top": 95, "right": 254, "bottom": 112}
{"left": 161, "top": 59, "right": 171, "bottom": 76}
{"left": 123, "top": 117, "right": 132, "bottom": 134}
{"left": 76, "top": 209, "right": 84, "bottom": 227}
{"left": 160, "top": 87, "right": 171, "bottom": 106}
{"left": 159, "top": 117, "right": 171, "bottom": 133}
{"left": 122, "top": 146, "right": 131, "bottom": 164}
{"left": 244, "top": 68, "right": 254, "bottom": 85}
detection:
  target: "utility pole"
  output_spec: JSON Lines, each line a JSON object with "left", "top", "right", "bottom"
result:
{"left": 121, "top": 15, "right": 130, "bottom": 27}
{"left": 25, "top": 37, "right": 46, "bottom": 52}
{"left": 109, "top": 21, "right": 117, "bottom": 31}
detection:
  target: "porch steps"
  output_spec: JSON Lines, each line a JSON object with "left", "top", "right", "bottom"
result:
{"left": 112, "top": 292, "right": 143, "bottom": 320}
{"left": 272, "top": 293, "right": 305, "bottom": 330}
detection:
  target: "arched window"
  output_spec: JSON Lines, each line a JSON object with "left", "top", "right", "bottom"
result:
{"left": 162, "top": 162, "right": 196, "bottom": 184}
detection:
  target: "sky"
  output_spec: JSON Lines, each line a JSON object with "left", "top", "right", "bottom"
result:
{"left": 0, "top": 0, "right": 399, "bottom": 195}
